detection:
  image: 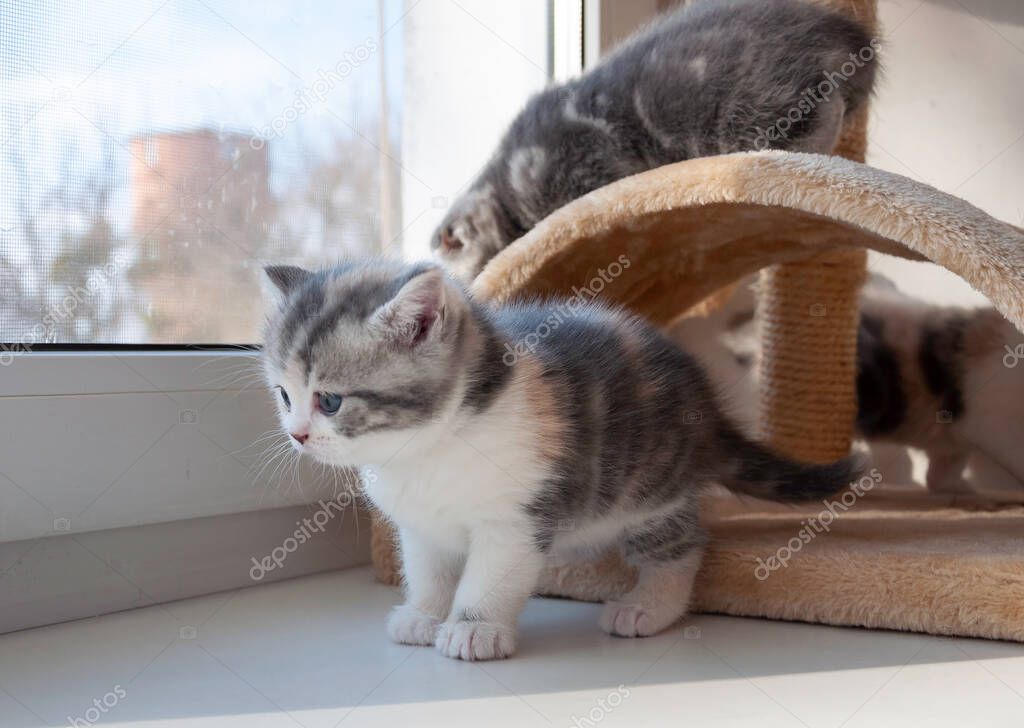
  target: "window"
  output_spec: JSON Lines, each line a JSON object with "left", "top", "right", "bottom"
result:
{"left": 0, "top": 0, "right": 555, "bottom": 555}
{"left": 2, "top": 0, "right": 554, "bottom": 346}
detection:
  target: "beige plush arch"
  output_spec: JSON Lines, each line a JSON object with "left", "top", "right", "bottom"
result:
{"left": 472, "top": 151, "right": 1024, "bottom": 332}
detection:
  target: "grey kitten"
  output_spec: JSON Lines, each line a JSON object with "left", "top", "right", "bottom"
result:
{"left": 262, "top": 259, "right": 860, "bottom": 660}
{"left": 431, "top": 0, "right": 879, "bottom": 281}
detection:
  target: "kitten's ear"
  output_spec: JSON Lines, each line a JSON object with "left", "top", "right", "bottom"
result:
{"left": 371, "top": 267, "right": 450, "bottom": 347}
{"left": 262, "top": 265, "right": 310, "bottom": 307}
{"left": 264, "top": 265, "right": 310, "bottom": 295}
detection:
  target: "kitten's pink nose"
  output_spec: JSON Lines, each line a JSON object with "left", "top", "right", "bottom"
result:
{"left": 290, "top": 431, "right": 308, "bottom": 445}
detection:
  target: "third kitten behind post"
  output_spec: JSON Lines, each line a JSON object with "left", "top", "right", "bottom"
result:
{"left": 432, "top": 0, "right": 879, "bottom": 281}
{"left": 855, "top": 280, "right": 1024, "bottom": 493}
{"left": 262, "top": 260, "right": 862, "bottom": 661}
{"left": 672, "top": 276, "right": 1024, "bottom": 493}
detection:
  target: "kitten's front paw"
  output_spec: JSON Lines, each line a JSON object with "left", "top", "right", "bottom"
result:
{"left": 600, "top": 601, "right": 680, "bottom": 638}
{"left": 387, "top": 604, "right": 440, "bottom": 646}
{"left": 435, "top": 620, "right": 516, "bottom": 661}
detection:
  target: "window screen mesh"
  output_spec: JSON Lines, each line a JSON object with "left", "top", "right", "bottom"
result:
{"left": 1, "top": 0, "right": 401, "bottom": 345}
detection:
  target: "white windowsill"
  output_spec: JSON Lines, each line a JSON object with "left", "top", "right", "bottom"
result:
{"left": 2, "top": 565, "right": 1022, "bottom": 727}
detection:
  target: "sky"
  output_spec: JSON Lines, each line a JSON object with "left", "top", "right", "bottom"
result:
{"left": 0, "top": 0, "right": 406, "bottom": 340}
{"left": 1, "top": 0, "right": 405, "bottom": 224}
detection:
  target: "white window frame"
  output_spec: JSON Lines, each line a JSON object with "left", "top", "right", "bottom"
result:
{"left": 0, "top": 349, "right": 318, "bottom": 543}
{"left": 1, "top": 0, "right": 572, "bottom": 633}
{"left": 2, "top": 0, "right": 566, "bottom": 544}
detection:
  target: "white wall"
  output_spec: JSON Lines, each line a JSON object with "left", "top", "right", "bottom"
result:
{"left": 866, "top": 0, "right": 1024, "bottom": 306}
{"left": 400, "top": 0, "right": 550, "bottom": 260}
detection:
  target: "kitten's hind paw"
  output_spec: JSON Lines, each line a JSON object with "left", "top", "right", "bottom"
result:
{"left": 600, "top": 601, "right": 682, "bottom": 638}
{"left": 436, "top": 619, "right": 516, "bottom": 661}
{"left": 387, "top": 604, "right": 440, "bottom": 646}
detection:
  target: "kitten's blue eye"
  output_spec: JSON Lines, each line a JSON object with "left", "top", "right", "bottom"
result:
{"left": 277, "top": 386, "right": 291, "bottom": 411}
{"left": 317, "top": 392, "right": 343, "bottom": 416}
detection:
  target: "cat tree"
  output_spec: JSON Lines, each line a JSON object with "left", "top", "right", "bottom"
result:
{"left": 371, "top": 0, "right": 1024, "bottom": 641}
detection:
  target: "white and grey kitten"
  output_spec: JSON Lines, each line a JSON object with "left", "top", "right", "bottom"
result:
{"left": 432, "top": 0, "right": 879, "bottom": 281}
{"left": 261, "top": 260, "right": 859, "bottom": 660}
{"left": 855, "top": 279, "right": 1024, "bottom": 493}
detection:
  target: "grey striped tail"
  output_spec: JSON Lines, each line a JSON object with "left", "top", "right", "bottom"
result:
{"left": 715, "top": 423, "right": 864, "bottom": 503}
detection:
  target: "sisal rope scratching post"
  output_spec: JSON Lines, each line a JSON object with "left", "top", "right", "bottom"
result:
{"left": 757, "top": 249, "right": 866, "bottom": 461}
{"left": 757, "top": 0, "right": 875, "bottom": 463}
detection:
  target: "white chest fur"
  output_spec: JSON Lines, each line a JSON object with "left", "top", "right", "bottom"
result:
{"left": 361, "top": 386, "right": 550, "bottom": 554}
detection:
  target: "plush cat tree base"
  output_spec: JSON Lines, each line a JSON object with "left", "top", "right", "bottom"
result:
{"left": 543, "top": 494, "right": 1024, "bottom": 643}
{"left": 371, "top": 151, "right": 1024, "bottom": 643}
{"left": 372, "top": 493, "right": 1024, "bottom": 643}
